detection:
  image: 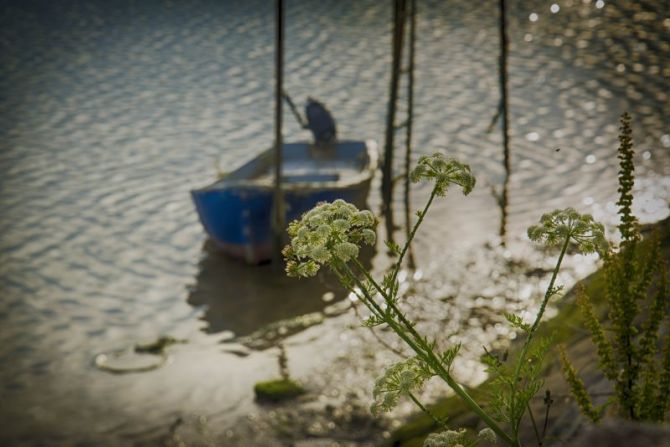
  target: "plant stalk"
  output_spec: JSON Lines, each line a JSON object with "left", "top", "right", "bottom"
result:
{"left": 510, "top": 234, "right": 570, "bottom": 436}
{"left": 344, "top": 265, "right": 516, "bottom": 445}
{"left": 389, "top": 189, "right": 437, "bottom": 289}
{"left": 408, "top": 391, "right": 445, "bottom": 428}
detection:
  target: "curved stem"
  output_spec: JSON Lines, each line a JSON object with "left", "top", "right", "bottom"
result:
{"left": 510, "top": 234, "right": 570, "bottom": 436}
{"left": 333, "top": 263, "right": 385, "bottom": 320}
{"left": 349, "top": 300, "right": 407, "bottom": 358}
{"left": 334, "top": 187, "right": 519, "bottom": 445}
{"left": 428, "top": 353, "right": 517, "bottom": 446}
{"left": 389, "top": 188, "right": 438, "bottom": 291}
{"left": 408, "top": 391, "right": 446, "bottom": 428}
{"left": 345, "top": 267, "right": 515, "bottom": 445}
{"left": 528, "top": 235, "right": 570, "bottom": 336}
{"left": 352, "top": 259, "right": 426, "bottom": 348}
{"left": 339, "top": 263, "right": 433, "bottom": 360}
{"left": 352, "top": 258, "right": 391, "bottom": 301}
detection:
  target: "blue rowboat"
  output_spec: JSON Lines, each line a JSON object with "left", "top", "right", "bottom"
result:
{"left": 191, "top": 140, "right": 378, "bottom": 264}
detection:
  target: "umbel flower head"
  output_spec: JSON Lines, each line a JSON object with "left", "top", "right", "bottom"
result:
{"left": 283, "top": 199, "right": 377, "bottom": 277}
{"left": 410, "top": 153, "right": 476, "bottom": 196}
{"left": 371, "top": 357, "right": 433, "bottom": 415}
{"left": 527, "top": 208, "right": 609, "bottom": 256}
{"left": 423, "top": 428, "right": 468, "bottom": 447}
{"left": 478, "top": 427, "right": 497, "bottom": 443}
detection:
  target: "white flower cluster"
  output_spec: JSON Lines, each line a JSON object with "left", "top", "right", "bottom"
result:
{"left": 478, "top": 427, "right": 497, "bottom": 443}
{"left": 423, "top": 428, "right": 467, "bottom": 447}
{"left": 422, "top": 427, "right": 496, "bottom": 447}
{"left": 371, "top": 357, "right": 433, "bottom": 415}
{"left": 410, "top": 153, "right": 476, "bottom": 197}
{"left": 283, "top": 199, "right": 377, "bottom": 278}
{"left": 527, "top": 208, "right": 608, "bottom": 255}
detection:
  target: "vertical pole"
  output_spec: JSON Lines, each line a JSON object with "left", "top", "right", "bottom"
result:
{"left": 404, "top": 0, "right": 416, "bottom": 269}
{"left": 273, "top": 0, "right": 285, "bottom": 263}
{"left": 382, "top": 0, "right": 406, "bottom": 245}
{"left": 498, "top": 0, "right": 510, "bottom": 243}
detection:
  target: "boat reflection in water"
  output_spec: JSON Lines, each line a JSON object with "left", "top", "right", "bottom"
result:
{"left": 187, "top": 239, "right": 376, "bottom": 349}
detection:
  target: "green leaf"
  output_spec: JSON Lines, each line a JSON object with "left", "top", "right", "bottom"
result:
{"left": 504, "top": 312, "right": 531, "bottom": 333}
{"left": 362, "top": 314, "right": 386, "bottom": 328}
{"left": 385, "top": 240, "right": 401, "bottom": 256}
{"left": 440, "top": 344, "right": 461, "bottom": 371}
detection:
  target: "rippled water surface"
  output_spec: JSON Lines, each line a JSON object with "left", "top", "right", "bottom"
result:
{"left": 1, "top": 0, "right": 669, "bottom": 445}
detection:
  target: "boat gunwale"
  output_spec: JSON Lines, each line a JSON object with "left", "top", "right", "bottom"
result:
{"left": 192, "top": 139, "right": 378, "bottom": 193}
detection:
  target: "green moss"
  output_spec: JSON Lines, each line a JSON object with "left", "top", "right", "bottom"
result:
{"left": 254, "top": 378, "right": 305, "bottom": 403}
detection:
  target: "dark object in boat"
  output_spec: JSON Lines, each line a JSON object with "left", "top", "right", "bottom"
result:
{"left": 305, "top": 97, "right": 337, "bottom": 145}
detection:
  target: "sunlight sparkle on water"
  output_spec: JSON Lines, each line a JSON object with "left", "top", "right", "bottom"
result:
{"left": 595, "top": 0, "right": 605, "bottom": 8}
{"left": 529, "top": 12, "right": 539, "bottom": 22}
{"left": 550, "top": 4, "right": 560, "bottom": 13}
{"left": 526, "top": 132, "right": 540, "bottom": 142}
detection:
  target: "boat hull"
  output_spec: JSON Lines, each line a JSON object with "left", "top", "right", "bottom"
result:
{"left": 191, "top": 140, "right": 377, "bottom": 264}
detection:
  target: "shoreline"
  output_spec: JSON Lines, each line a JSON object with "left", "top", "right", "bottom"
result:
{"left": 386, "top": 217, "right": 670, "bottom": 447}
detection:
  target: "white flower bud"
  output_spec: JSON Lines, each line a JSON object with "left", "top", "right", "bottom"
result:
{"left": 478, "top": 427, "right": 497, "bottom": 443}
{"left": 308, "top": 213, "right": 325, "bottom": 227}
{"left": 316, "top": 224, "right": 331, "bottom": 238}
{"left": 309, "top": 245, "right": 331, "bottom": 263}
{"left": 334, "top": 242, "right": 358, "bottom": 262}
{"left": 361, "top": 229, "right": 376, "bottom": 245}
{"left": 332, "top": 219, "right": 351, "bottom": 233}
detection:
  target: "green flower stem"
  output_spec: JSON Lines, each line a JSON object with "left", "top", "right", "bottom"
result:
{"left": 351, "top": 259, "right": 429, "bottom": 353}
{"left": 408, "top": 391, "right": 446, "bottom": 428}
{"left": 510, "top": 233, "right": 570, "bottom": 436}
{"left": 331, "top": 267, "right": 387, "bottom": 329}
{"left": 389, "top": 188, "right": 438, "bottom": 288}
{"left": 528, "top": 234, "right": 570, "bottom": 336}
{"left": 380, "top": 321, "right": 509, "bottom": 444}
{"left": 428, "top": 352, "right": 518, "bottom": 446}
{"left": 336, "top": 262, "right": 383, "bottom": 314}
{"left": 347, "top": 266, "right": 516, "bottom": 446}
{"left": 351, "top": 258, "right": 392, "bottom": 301}
{"left": 348, "top": 250, "right": 516, "bottom": 445}
{"left": 332, "top": 263, "right": 384, "bottom": 320}
{"left": 338, "top": 262, "right": 433, "bottom": 359}
{"left": 349, "top": 300, "right": 407, "bottom": 358}
{"left": 337, "top": 262, "right": 415, "bottom": 353}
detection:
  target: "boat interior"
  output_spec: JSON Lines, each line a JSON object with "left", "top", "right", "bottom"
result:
{"left": 223, "top": 141, "right": 372, "bottom": 186}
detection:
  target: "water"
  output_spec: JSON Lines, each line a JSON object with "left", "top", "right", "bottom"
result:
{"left": 1, "top": 0, "right": 669, "bottom": 445}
